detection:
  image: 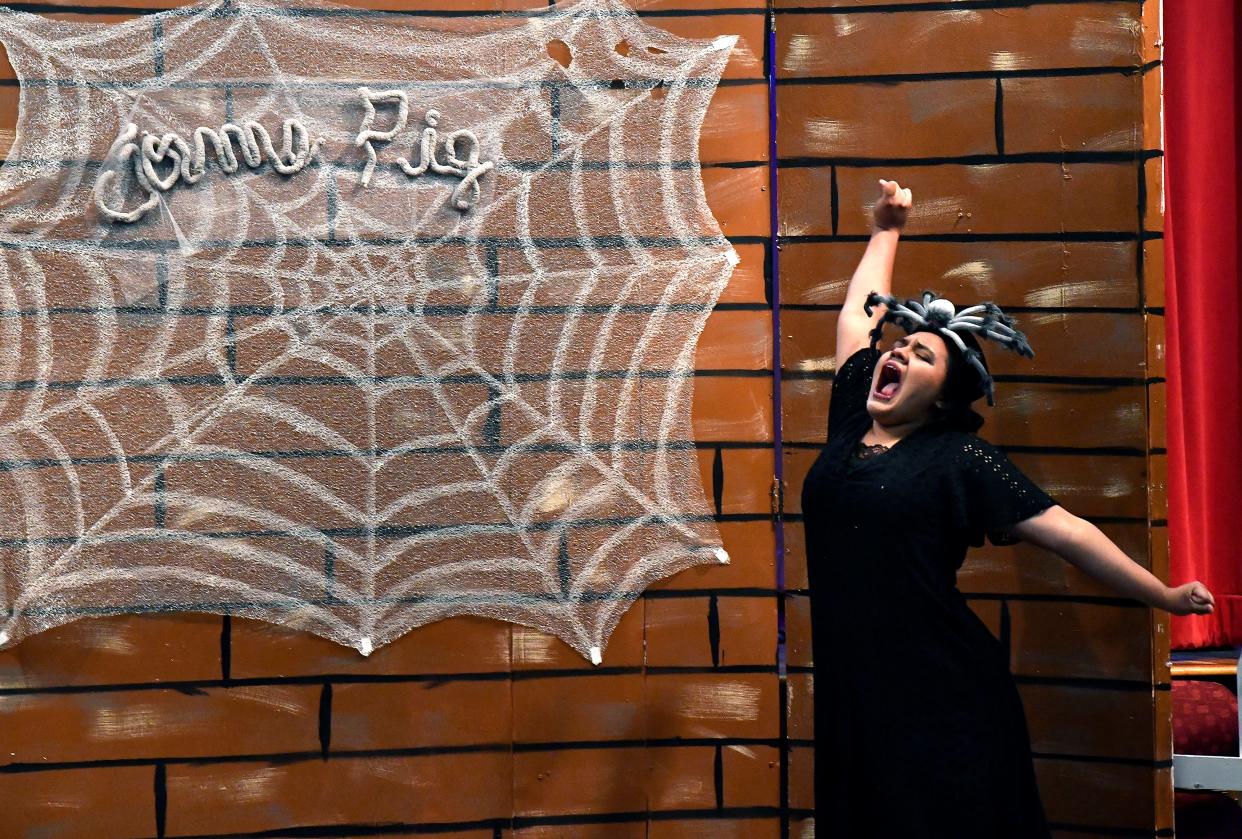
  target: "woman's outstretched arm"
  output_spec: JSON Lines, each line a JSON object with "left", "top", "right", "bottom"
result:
{"left": 836, "top": 179, "right": 912, "bottom": 363}
{"left": 1009, "top": 505, "right": 1215, "bottom": 616}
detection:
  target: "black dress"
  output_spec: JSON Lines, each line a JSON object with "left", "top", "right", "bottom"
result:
{"left": 800, "top": 346, "right": 1058, "bottom": 838}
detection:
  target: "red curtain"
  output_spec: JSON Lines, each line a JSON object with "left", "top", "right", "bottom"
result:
{"left": 1164, "top": 0, "right": 1242, "bottom": 648}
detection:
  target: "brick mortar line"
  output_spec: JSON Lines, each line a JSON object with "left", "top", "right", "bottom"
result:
{"left": 0, "top": 644, "right": 1164, "bottom": 698}
{"left": 0, "top": 740, "right": 1169, "bottom": 776}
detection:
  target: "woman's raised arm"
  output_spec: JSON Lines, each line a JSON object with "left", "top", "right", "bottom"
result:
{"left": 836, "top": 179, "right": 912, "bottom": 363}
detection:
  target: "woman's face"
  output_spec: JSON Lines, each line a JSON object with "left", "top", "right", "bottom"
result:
{"left": 866, "top": 331, "right": 950, "bottom": 425}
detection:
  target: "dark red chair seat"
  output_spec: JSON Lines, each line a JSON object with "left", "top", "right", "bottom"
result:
{"left": 1174, "top": 680, "right": 1240, "bottom": 756}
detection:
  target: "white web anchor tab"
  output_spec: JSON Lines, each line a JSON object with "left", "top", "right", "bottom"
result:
{"left": 0, "top": 0, "right": 738, "bottom": 662}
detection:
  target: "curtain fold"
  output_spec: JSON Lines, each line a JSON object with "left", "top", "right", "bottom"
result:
{"left": 1164, "top": 0, "right": 1242, "bottom": 648}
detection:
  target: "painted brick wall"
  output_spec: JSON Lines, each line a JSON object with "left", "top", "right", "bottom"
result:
{"left": 0, "top": 0, "right": 1166, "bottom": 837}
{"left": 777, "top": 1, "right": 1170, "bottom": 836}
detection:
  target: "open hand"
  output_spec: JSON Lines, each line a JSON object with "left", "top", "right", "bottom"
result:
{"left": 873, "top": 178, "right": 912, "bottom": 232}
{"left": 1165, "top": 581, "right": 1215, "bottom": 616}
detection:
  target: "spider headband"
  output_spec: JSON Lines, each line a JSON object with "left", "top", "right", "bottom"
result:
{"left": 863, "top": 290, "right": 1034, "bottom": 407}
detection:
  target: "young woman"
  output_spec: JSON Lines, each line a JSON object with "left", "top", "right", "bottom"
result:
{"left": 800, "top": 179, "right": 1215, "bottom": 837}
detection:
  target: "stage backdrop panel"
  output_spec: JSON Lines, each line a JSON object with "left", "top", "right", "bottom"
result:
{"left": 777, "top": 0, "right": 1169, "bottom": 836}
{"left": 0, "top": 0, "right": 1166, "bottom": 837}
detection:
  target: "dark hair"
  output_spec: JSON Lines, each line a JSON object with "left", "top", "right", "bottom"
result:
{"left": 914, "top": 327, "right": 988, "bottom": 433}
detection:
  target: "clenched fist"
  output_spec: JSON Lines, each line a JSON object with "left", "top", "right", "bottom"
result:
{"left": 873, "top": 178, "right": 912, "bottom": 232}
{"left": 1164, "top": 581, "right": 1215, "bottom": 616}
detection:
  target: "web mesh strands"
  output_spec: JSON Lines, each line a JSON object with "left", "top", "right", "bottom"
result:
{"left": 0, "top": 0, "right": 738, "bottom": 661}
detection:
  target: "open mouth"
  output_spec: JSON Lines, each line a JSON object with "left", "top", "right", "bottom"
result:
{"left": 872, "top": 360, "right": 903, "bottom": 401}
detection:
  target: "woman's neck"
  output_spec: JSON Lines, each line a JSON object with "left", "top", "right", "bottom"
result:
{"left": 864, "top": 417, "right": 928, "bottom": 446}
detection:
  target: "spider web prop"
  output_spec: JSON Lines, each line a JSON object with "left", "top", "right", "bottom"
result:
{"left": 0, "top": 0, "right": 738, "bottom": 662}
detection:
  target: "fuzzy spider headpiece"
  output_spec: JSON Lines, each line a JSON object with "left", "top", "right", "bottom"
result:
{"left": 863, "top": 289, "right": 1034, "bottom": 407}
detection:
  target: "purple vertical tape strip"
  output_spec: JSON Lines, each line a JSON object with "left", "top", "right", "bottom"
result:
{"left": 766, "top": 10, "right": 786, "bottom": 680}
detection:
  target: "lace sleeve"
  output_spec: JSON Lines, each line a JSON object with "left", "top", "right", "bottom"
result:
{"left": 955, "top": 437, "right": 1059, "bottom": 547}
{"left": 827, "top": 346, "right": 880, "bottom": 441}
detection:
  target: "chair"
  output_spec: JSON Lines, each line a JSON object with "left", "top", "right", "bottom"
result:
{"left": 1172, "top": 649, "right": 1242, "bottom": 791}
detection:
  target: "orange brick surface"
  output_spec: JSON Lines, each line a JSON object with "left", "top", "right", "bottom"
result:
{"left": 1, "top": 0, "right": 1168, "bottom": 835}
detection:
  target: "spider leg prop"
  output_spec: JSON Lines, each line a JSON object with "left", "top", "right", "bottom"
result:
{"left": 967, "top": 352, "right": 997, "bottom": 406}
{"left": 866, "top": 292, "right": 932, "bottom": 348}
